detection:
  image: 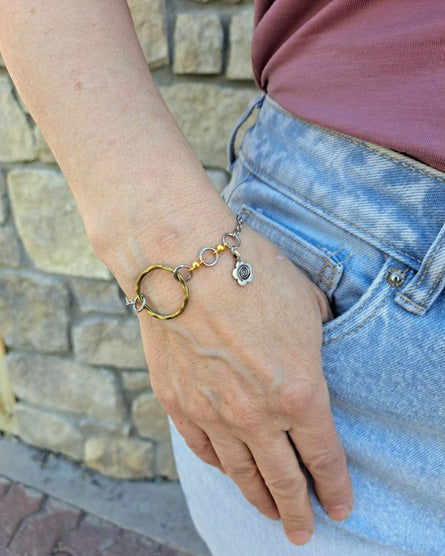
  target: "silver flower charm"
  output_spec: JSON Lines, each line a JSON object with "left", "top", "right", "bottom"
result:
{"left": 232, "top": 260, "right": 254, "bottom": 286}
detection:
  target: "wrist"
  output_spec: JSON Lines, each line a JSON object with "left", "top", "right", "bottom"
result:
{"left": 94, "top": 184, "right": 241, "bottom": 304}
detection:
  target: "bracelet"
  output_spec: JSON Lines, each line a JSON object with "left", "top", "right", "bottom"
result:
{"left": 125, "top": 208, "right": 254, "bottom": 320}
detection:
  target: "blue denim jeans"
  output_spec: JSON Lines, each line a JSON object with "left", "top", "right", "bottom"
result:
{"left": 168, "top": 93, "right": 445, "bottom": 555}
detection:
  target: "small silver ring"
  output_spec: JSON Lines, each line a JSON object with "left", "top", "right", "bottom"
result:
{"left": 222, "top": 232, "right": 240, "bottom": 249}
{"left": 174, "top": 264, "right": 193, "bottom": 282}
{"left": 199, "top": 247, "right": 219, "bottom": 267}
{"left": 133, "top": 295, "right": 147, "bottom": 312}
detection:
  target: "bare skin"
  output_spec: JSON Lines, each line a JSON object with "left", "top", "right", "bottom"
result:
{"left": 0, "top": 0, "right": 353, "bottom": 546}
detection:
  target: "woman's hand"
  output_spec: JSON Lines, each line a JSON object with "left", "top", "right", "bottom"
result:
{"left": 129, "top": 222, "right": 353, "bottom": 547}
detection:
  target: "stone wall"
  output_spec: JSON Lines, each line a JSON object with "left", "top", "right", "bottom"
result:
{"left": 0, "top": 0, "right": 258, "bottom": 480}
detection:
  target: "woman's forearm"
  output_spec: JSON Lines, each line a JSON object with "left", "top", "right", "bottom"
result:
{"left": 0, "top": 1, "right": 234, "bottom": 289}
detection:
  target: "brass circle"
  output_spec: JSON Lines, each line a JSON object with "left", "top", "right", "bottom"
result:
{"left": 135, "top": 264, "right": 189, "bottom": 320}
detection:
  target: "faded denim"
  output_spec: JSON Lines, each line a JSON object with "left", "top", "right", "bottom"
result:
{"left": 168, "top": 93, "right": 445, "bottom": 555}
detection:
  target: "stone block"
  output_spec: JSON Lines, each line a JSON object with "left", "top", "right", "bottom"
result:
{"left": 227, "top": 8, "right": 255, "bottom": 80}
{"left": 159, "top": 83, "right": 257, "bottom": 168}
{"left": 84, "top": 436, "right": 155, "bottom": 479}
{"left": 156, "top": 440, "right": 178, "bottom": 480}
{"left": 71, "top": 278, "right": 126, "bottom": 314}
{"left": 7, "top": 353, "right": 127, "bottom": 422}
{"left": 79, "top": 417, "right": 131, "bottom": 437}
{"left": 14, "top": 403, "right": 83, "bottom": 460}
{"left": 73, "top": 316, "right": 146, "bottom": 369}
{"left": 121, "top": 370, "right": 151, "bottom": 392}
{"left": 128, "top": 0, "right": 169, "bottom": 68}
{"left": 0, "top": 226, "right": 21, "bottom": 267}
{"left": 174, "top": 13, "right": 223, "bottom": 74}
{"left": 132, "top": 392, "right": 170, "bottom": 441}
{"left": 0, "top": 269, "right": 70, "bottom": 353}
{"left": 7, "top": 167, "right": 110, "bottom": 279}
{"left": 0, "top": 168, "right": 7, "bottom": 224}
{"left": 0, "top": 75, "right": 35, "bottom": 162}
{"left": 34, "top": 125, "right": 56, "bottom": 163}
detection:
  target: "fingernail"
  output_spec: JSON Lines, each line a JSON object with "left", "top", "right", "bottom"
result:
{"left": 287, "top": 530, "right": 312, "bottom": 545}
{"left": 264, "top": 508, "right": 280, "bottom": 520}
{"left": 324, "top": 504, "right": 352, "bottom": 521}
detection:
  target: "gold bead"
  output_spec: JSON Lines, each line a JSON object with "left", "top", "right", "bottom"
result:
{"left": 216, "top": 244, "right": 226, "bottom": 252}
{"left": 191, "top": 261, "right": 201, "bottom": 270}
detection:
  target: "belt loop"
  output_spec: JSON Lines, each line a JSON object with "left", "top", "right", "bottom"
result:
{"left": 227, "top": 93, "right": 266, "bottom": 173}
{"left": 395, "top": 222, "right": 445, "bottom": 315}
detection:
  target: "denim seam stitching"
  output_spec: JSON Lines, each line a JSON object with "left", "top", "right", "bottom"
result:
{"left": 243, "top": 204, "right": 342, "bottom": 276}
{"left": 395, "top": 292, "right": 426, "bottom": 312}
{"left": 323, "top": 289, "right": 393, "bottom": 346}
{"left": 422, "top": 263, "right": 445, "bottom": 305}
{"left": 239, "top": 155, "right": 423, "bottom": 264}
{"left": 403, "top": 232, "right": 445, "bottom": 300}
{"left": 264, "top": 96, "right": 445, "bottom": 184}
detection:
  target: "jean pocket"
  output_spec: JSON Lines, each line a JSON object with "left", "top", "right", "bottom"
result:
{"left": 240, "top": 202, "right": 413, "bottom": 347}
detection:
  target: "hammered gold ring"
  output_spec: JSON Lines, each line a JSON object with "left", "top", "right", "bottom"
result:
{"left": 135, "top": 264, "right": 189, "bottom": 320}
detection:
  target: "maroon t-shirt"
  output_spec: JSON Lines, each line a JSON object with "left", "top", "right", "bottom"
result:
{"left": 252, "top": 0, "right": 445, "bottom": 173}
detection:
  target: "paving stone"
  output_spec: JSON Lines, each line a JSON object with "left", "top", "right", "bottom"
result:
{"left": 14, "top": 404, "right": 84, "bottom": 460}
{"left": 102, "top": 529, "right": 161, "bottom": 556}
{"left": 7, "top": 498, "right": 81, "bottom": 556}
{"left": 0, "top": 226, "right": 21, "bottom": 267}
{"left": 53, "top": 514, "right": 120, "bottom": 556}
{"left": 7, "top": 353, "right": 126, "bottom": 422}
{"left": 174, "top": 13, "right": 223, "bottom": 74}
{"left": 0, "top": 482, "right": 45, "bottom": 548}
{"left": 128, "top": 0, "right": 169, "bottom": 68}
{"left": 0, "top": 269, "right": 70, "bottom": 353}
{"left": 0, "top": 476, "right": 11, "bottom": 497}
{"left": 0, "top": 75, "right": 35, "bottom": 162}
{"left": 73, "top": 316, "right": 146, "bottom": 369}
{"left": 71, "top": 278, "right": 126, "bottom": 314}
{"left": 192, "top": 0, "right": 244, "bottom": 3}
{"left": 132, "top": 391, "right": 170, "bottom": 441}
{"left": 159, "top": 84, "right": 257, "bottom": 168}
{"left": 227, "top": 7, "right": 255, "bottom": 80}
{"left": 84, "top": 436, "right": 155, "bottom": 479}
{"left": 7, "top": 166, "right": 110, "bottom": 279}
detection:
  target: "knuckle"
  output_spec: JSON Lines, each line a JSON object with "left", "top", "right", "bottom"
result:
{"left": 278, "top": 383, "right": 318, "bottom": 415}
{"left": 306, "top": 446, "right": 346, "bottom": 477}
{"left": 185, "top": 437, "right": 213, "bottom": 454}
{"left": 266, "top": 474, "right": 305, "bottom": 497}
{"left": 154, "top": 389, "right": 178, "bottom": 413}
{"left": 224, "top": 462, "right": 259, "bottom": 483}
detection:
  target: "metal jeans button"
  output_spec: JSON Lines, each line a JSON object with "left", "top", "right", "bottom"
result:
{"left": 385, "top": 269, "right": 406, "bottom": 287}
